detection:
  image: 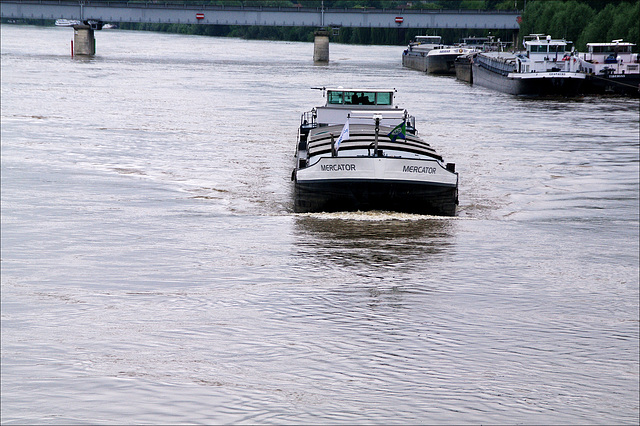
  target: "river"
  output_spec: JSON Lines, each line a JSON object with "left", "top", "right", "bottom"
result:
{"left": 1, "top": 24, "right": 638, "bottom": 424}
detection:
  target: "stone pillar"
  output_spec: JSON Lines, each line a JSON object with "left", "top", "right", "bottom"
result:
{"left": 313, "top": 30, "right": 330, "bottom": 63}
{"left": 73, "top": 25, "right": 95, "bottom": 56}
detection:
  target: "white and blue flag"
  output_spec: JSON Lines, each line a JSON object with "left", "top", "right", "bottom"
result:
{"left": 335, "top": 118, "right": 350, "bottom": 152}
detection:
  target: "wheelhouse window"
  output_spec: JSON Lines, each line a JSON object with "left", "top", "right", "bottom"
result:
{"left": 376, "top": 92, "right": 393, "bottom": 105}
{"left": 591, "top": 45, "right": 632, "bottom": 54}
{"left": 529, "top": 44, "right": 548, "bottom": 53}
{"left": 327, "top": 90, "right": 394, "bottom": 106}
{"left": 327, "top": 91, "right": 343, "bottom": 104}
{"left": 342, "top": 92, "right": 373, "bottom": 105}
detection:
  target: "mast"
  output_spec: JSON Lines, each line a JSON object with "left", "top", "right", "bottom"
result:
{"left": 373, "top": 114, "right": 382, "bottom": 157}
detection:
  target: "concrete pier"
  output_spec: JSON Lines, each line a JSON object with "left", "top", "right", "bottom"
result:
{"left": 313, "top": 30, "right": 329, "bottom": 63}
{"left": 73, "top": 25, "right": 95, "bottom": 56}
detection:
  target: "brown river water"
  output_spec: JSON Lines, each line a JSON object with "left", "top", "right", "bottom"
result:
{"left": 1, "top": 24, "right": 638, "bottom": 424}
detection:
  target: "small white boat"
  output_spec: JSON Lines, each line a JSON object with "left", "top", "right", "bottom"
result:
{"left": 292, "top": 88, "right": 459, "bottom": 216}
{"left": 55, "top": 19, "right": 81, "bottom": 27}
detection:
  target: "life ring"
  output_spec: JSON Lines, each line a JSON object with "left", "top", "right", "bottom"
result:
{"left": 458, "top": 49, "right": 463, "bottom": 53}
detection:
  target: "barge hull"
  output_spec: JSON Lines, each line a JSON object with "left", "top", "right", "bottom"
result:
{"left": 584, "top": 74, "right": 640, "bottom": 97}
{"left": 473, "top": 64, "right": 585, "bottom": 96}
{"left": 455, "top": 56, "right": 473, "bottom": 83}
{"left": 402, "top": 52, "right": 428, "bottom": 72}
{"left": 427, "top": 54, "right": 457, "bottom": 75}
{"left": 294, "top": 180, "right": 458, "bottom": 216}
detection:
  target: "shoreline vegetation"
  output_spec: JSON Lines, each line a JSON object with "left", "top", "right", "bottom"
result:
{"left": 2, "top": 1, "right": 638, "bottom": 50}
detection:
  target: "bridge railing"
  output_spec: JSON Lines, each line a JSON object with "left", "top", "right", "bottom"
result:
{"left": 5, "top": 0, "right": 520, "bottom": 14}
{"left": 1, "top": 1, "right": 521, "bottom": 29}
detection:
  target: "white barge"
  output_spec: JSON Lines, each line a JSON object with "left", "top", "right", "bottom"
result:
{"left": 292, "top": 88, "right": 458, "bottom": 216}
{"left": 577, "top": 40, "right": 639, "bottom": 97}
{"left": 472, "top": 34, "right": 586, "bottom": 96}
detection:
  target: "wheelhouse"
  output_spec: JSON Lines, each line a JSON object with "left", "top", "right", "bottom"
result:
{"left": 305, "top": 88, "right": 406, "bottom": 128}
{"left": 582, "top": 40, "right": 637, "bottom": 64}
{"left": 587, "top": 41, "right": 635, "bottom": 54}
{"left": 524, "top": 35, "right": 573, "bottom": 57}
{"left": 325, "top": 89, "right": 394, "bottom": 106}
{"left": 414, "top": 35, "right": 442, "bottom": 44}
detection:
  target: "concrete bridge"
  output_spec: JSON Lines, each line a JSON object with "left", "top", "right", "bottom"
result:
{"left": 1, "top": 1, "right": 521, "bottom": 59}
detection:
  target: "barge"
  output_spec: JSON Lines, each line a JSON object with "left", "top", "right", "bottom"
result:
{"left": 292, "top": 88, "right": 459, "bottom": 216}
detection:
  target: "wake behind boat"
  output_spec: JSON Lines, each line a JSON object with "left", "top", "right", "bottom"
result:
{"left": 292, "top": 88, "right": 458, "bottom": 216}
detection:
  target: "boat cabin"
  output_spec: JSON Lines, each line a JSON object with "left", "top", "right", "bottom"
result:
{"left": 576, "top": 40, "right": 639, "bottom": 76}
{"left": 301, "top": 88, "right": 412, "bottom": 129}
{"left": 325, "top": 89, "right": 394, "bottom": 107}
{"left": 407, "top": 35, "right": 444, "bottom": 51}
{"left": 524, "top": 34, "right": 573, "bottom": 59}
{"left": 459, "top": 36, "right": 497, "bottom": 51}
{"left": 582, "top": 40, "right": 638, "bottom": 63}
{"left": 413, "top": 35, "right": 442, "bottom": 45}
{"left": 516, "top": 34, "right": 581, "bottom": 73}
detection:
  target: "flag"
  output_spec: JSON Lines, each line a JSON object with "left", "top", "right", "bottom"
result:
{"left": 335, "top": 118, "right": 350, "bottom": 151}
{"left": 387, "top": 121, "right": 406, "bottom": 142}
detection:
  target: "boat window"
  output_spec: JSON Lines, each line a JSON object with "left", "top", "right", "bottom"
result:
{"left": 529, "top": 45, "right": 548, "bottom": 53}
{"left": 417, "top": 36, "right": 441, "bottom": 44}
{"left": 361, "top": 92, "right": 375, "bottom": 105}
{"left": 547, "top": 44, "right": 569, "bottom": 53}
{"left": 592, "top": 45, "right": 631, "bottom": 54}
{"left": 592, "top": 46, "right": 620, "bottom": 54}
{"left": 345, "top": 91, "right": 376, "bottom": 105}
{"left": 327, "top": 91, "right": 343, "bottom": 104}
{"left": 344, "top": 92, "right": 355, "bottom": 104}
{"left": 376, "top": 92, "right": 392, "bottom": 105}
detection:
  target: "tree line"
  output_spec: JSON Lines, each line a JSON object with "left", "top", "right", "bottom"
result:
{"left": 519, "top": 1, "right": 638, "bottom": 50}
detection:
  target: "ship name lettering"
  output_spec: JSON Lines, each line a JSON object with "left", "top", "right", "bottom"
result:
{"left": 403, "top": 165, "right": 436, "bottom": 174}
{"left": 321, "top": 164, "right": 356, "bottom": 172}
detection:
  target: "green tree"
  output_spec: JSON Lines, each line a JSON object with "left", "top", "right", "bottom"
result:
{"left": 548, "top": 1, "right": 594, "bottom": 42}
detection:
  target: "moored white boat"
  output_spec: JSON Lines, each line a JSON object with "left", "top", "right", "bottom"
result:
{"left": 55, "top": 19, "right": 81, "bottom": 27}
{"left": 292, "top": 88, "right": 459, "bottom": 216}
{"left": 472, "top": 34, "right": 586, "bottom": 96}
{"left": 576, "top": 40, "right": 639, "bottom": 96}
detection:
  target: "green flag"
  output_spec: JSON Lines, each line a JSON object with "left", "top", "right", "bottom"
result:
{"left": 387, "top": 121, "right": 406, "bottom": 142}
